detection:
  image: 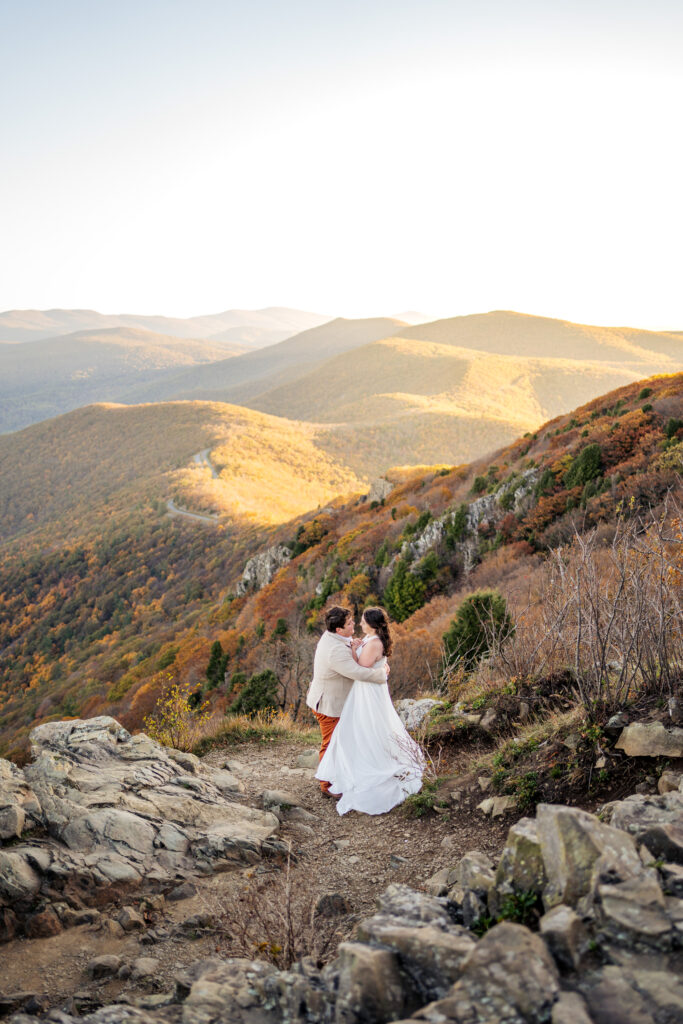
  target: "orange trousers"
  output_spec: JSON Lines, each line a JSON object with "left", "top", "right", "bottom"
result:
{"left": 313, "top": 710, "right": 340, "bottom": 792}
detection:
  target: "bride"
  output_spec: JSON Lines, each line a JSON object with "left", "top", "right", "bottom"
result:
{"left": 316, "top": 606, "right": 424, "bottom": 815}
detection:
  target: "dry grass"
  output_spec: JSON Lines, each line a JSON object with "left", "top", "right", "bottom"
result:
{"left": 193, "top": 709, "right": 319, "bottom": 755}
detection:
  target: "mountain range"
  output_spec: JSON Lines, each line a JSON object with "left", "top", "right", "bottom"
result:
{"left": 0, "top": 306, "right": 329, "bottom": 345}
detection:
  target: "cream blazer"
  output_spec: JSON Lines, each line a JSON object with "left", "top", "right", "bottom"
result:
{"left": 305, "top": 630, "right": 387, "bottom": 718}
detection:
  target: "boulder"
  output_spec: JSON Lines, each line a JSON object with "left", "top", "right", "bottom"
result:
{"left": 394, "top": 699, "right": 443, "bottom": 732}
{"left": 615, "top": 721, "right": 683, "bottom": 758}
{"left": 535, "top": 803, "right": 644, "bottom": 910}
{"left": 130, "top": 957, "right": 161, "bottom": 981}
{"left": 357, "top": 894, "right": 475, "bottom": 1004}
{"left": 87, "top": 955, "right": 122, "bottom": 979}
{"left": 453, "top": 851, "right": 495, "bottom": 895}
{"left": 492, "top": 817, "right": 546, "bottom": 906}
{"left": 412, "top": 922, "right": 559, "bottom": 1024}
{"left": 0, "top": 717, "right": 279, "bottom": 939}
{"left": 335, "top": 942, "right": 412, "bottom": 1024}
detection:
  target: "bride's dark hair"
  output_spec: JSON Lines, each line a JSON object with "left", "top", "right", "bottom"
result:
{"left": 362, "top": 606, "right": 393, "bottom": 657}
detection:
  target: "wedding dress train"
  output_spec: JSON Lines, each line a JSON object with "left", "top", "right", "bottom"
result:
{"left": 315, "top": 643, "right": 424, "bottom": 815}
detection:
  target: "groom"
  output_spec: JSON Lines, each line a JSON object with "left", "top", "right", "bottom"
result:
{"left": 306, "top": 605, "right": 388, "bottom": 798}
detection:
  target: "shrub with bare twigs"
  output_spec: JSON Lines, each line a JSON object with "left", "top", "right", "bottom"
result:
{"left": 205, "top": 852, "right": 350, "bottom": 969}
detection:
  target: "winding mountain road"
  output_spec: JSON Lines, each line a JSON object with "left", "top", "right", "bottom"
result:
{"left": 166, "top": 450, "right": 222, "bottom": 524}
{"left": 166, "top": 498, "right": 220, "bottom": 525}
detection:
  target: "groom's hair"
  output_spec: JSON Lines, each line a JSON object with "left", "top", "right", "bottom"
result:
{"left": 325, "top": 606, "right": 351, "bottom": 633}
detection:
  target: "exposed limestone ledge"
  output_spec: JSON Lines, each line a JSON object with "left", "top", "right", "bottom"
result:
{"left": 236, "top": 544, "right": 292, "bottom": 596}
{"left": 0, "top": 717, "right": 281, "bottom": 941}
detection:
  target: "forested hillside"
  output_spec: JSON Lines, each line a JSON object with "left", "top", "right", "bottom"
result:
{"left": 1, "top": 372, "right": 681, "bottom": 761}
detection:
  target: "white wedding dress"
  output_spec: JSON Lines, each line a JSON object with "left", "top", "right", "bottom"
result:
{"left": 316, "top": 637, "right": 425, "bottom": 815}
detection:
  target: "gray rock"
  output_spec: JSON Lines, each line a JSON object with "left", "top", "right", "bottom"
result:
{"left": 454, "top": 850, "right": 495, "bottom": 895}
{"left": 657, "top": 770, "right": 683, "bottom": 794}
{"left": 424, "top": 867, "right": 452, "bottom": 897}
{"left": 295, "top": 749, "right": 319, "bottom": 769}
{"left": 536, "top": 803, "right": 644, "bottom": 910}
{"left": 493, "top": 817, "right": 546, "bottom": 908}
{"left": 130, "top": 957, "right": 161, "bottom": 981}
{"left": 0, "top": 851, "right": 41, "bottom": 902}
{"left": 551, "top": 991, "right": 593, "bottom": 1024}
{"left": 117, "top": 907, "right": 146, "bottom": 932}
{"left": 540, "top": 904, "right": 589, "bottom": 970}
{"left": 477, "top": 795, "right": 516, "bottom": 817}
{"left": 0, "top": 717, "right": 279, "bottom": 932}
{"left": 377, "top": 884, "right": 455, "bottom": 927}
{"left": 597, "top": 876, "right": 672, "bottom": 948}
{"left": 606, "top": 790, "right": 683, "bottom": 863}
{"left": 659, "top": 861, "right": 683, "bottom": 897}
{"left": 615, "top": 721, "right": 683, "bottom": 758}
{"left": 335, "top": 942, "right": 409, "bottom": 1024}
{"left": 582, "top": 964, "right": 656, "bottom": 1023}
{"left": 415, "top": 922, "right": 559, "bottom": 1024}
{"left": 236, "top": 544, "right": 292, "bottom": 596}
{"left": 0, "top": 758, "right": 42, "bottom": 840}
{"left": 87, "top": 955, "right": 122, "bottom": 979}
{"left": 357, "top": 911, "right": 474, "bottom": 1004}
{"left": 259, "top": 789, "right": 300, "bottom": 813}
{"left": 394, "top": 699, "right": 443, "bottom": 732}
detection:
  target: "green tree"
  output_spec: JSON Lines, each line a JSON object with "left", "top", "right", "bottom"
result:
{"left": 564, "top": 444, "right": 603, "bottom": 489}
{"left": 442, "top": 590, "right": 514, "bottom": 672}
{"left": 384, "top": 559, "right": 427, "bottom": 622}
{"left": 230, "top": 670, "right": 280, "bottom": 715}
{"left": 206, "top": 640, "right": 227, "bottom": 690}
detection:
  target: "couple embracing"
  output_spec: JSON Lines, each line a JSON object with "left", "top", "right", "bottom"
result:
{"left": 306, "top": 605, "right": 424, "bottom": 816}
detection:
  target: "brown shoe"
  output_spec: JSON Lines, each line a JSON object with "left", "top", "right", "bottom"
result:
{"left": 321, "top": 789, "right": 341, "bottom": 800}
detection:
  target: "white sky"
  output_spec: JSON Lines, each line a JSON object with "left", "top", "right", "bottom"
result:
{"left": 1, "top": 0, "right": 682, "bottom": 329}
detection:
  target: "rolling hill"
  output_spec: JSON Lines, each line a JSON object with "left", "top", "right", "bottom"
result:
{"left": 0, "top": 306, "right": 329, "bottom": 345}
{"left": 0, "top": 400, "right": 367, "bottom": 545}
{"left": 0, "top": 371, "right": 680, "bottom": 761}
{"left": 0, "top": 327, "right": 247, "bottom": 433}
{"left": 118, "top": 317, "right": 408, "bottom": 405}
{"left": 236, "top": 311, "right": 683, "bottom": 475}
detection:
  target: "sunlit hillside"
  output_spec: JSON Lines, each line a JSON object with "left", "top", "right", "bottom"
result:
{"left": 120, "top": 316, "right": 407, "bottom": 405}
{"left": 246, "top": 334, "right": 650, "bottom": 474}
{"left": 1, "top": 372, "right": 680, "bottom": 761}
{"left": 0, "top": 400, "right": 366, "bottom": 545}
{"left": 395, "top": 310, "right": 683, "bottom": 363}
{"left": 0, "top": 327, "right": 247, "bottom": 432}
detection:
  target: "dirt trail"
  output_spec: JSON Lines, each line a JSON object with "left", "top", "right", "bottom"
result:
{"left": 1, "top": 740, "right": 508, "bottom": 1010}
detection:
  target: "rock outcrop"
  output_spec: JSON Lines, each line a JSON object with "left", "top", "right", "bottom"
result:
{"left": 236, "top": 544, "right": 292, "bottom": 596}
{"left": 0, "top": 717, "right": 281, "bottom": 941}
{"left": 8, "top": 783, "right": 683, "bottom": 1024}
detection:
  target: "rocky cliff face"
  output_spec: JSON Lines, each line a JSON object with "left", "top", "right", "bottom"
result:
{"left": 0, "top": 718, "right": 282, "bottom": 942}
{"left": 236, "top": 544, "right": 292, "bottom": 596}
{"left": 5, "top": 742, "right": 683, "bottom": 1024}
